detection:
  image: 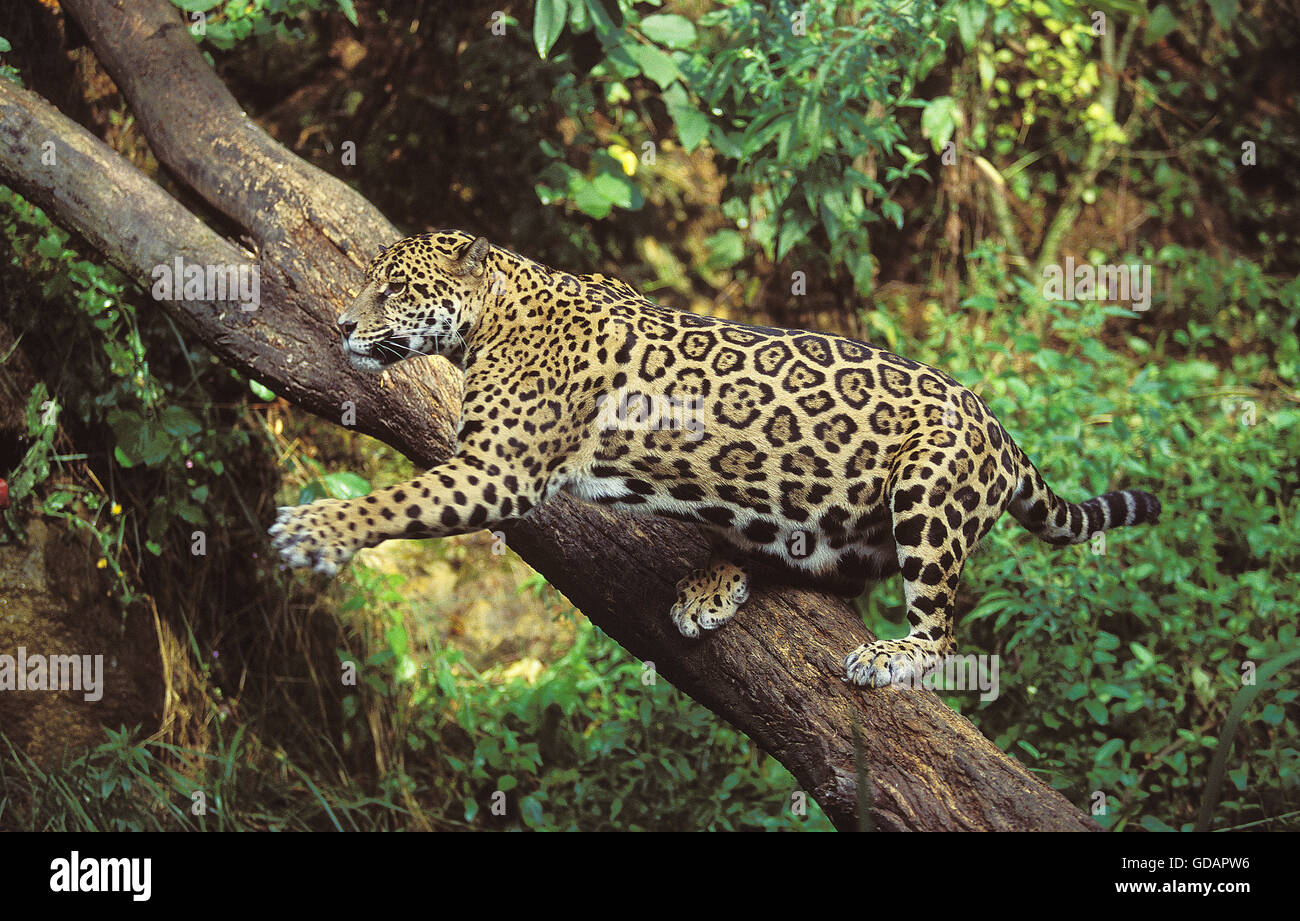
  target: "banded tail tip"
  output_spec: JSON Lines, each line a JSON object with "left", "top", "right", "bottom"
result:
{"left": 1132, "top": 490, "right": 1161, "bottom": 525}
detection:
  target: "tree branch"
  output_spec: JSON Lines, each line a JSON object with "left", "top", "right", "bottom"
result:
{"left": 0, "top": 0, "right": 1099, "bottom": 831}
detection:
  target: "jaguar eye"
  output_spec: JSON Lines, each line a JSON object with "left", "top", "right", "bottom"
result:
{"left": 384, "top": 279, "right": 408, "bottom": 296}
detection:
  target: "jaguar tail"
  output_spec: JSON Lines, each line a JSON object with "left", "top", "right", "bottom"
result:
{"left": 1007, "top": 447, "right": 1161, "bottom": 545}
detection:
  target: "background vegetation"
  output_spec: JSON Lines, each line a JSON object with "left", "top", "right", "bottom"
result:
{"left": 0, "top": 0, "right": 1295, "bottom": 831}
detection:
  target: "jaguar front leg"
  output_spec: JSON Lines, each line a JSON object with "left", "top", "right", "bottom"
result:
{"left": 270, "top": 455, "right": 544, "bottom": 574}
{"left": 670, "top": 558, "right": 751, "bottom": 638}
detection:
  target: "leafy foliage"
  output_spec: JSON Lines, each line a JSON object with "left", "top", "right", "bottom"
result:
{"left": 532, "top": 0, "right": 942, "bottom": 291}
{"left": 1, "top": 188, "right": 254, "bottom": 595}
{"left": 334, "top": 568, "right": 831, "bottom": 831}
{"left": 0, "top": 34, "right": 16, "bottom": 84}
{"left": 171, "top": 0, "right": 358, "bottom": 50}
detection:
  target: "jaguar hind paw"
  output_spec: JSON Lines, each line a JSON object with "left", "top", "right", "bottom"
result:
{"left": 669, "top": 560, "right": 750, "bottom": 638}
{"left": 844, "top": 637, "right": 947, "bottom": 689}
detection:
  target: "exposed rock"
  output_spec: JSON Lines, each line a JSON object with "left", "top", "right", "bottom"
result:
{"left": 0, "top": 518, "right": 163, "bottom": 767}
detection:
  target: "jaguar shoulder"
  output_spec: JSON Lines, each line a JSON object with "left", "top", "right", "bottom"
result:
{"left": 270, "top": 231, "right": 1161, "bottom": 688}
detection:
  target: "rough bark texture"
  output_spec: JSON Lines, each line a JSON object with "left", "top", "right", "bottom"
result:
{"left": 0, "top": 0, "right": 1100, "bottom": 831}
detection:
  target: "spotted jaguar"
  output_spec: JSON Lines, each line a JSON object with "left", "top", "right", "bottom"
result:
{"left": 269, "top": 231, "right": 1161, "bottom": 687}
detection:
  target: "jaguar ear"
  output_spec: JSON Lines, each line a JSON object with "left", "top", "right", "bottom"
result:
{"left": 375, "top": 243, "right": 389, "bottom": 259}
{"left": 453, "top": 236, "right": 491, "bottom": 278}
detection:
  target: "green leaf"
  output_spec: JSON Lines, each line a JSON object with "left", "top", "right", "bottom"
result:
{"left": 0, "top": 37, "right": 11, "bottom": 54}
{"left": 160, "top": 405, "right": 202, "bottom": 438}
{"left": 336, "top": 0, "right": 359, "bottom": 27}
{"left": 707, "top": 126, "right": 740, "bottom": 161}
{"left": 704, "top": 230, "right": 745, "bottom": 270}
{"left": 249, "top": 379, "right": 276, "bottom": 401}
{"left": 961, "top": 294, "right": 998, "bottom": 312}
{"left": 590, "top": 171, "right": 641, "bottom": 210}
{"left": 954, "top": 2, "right": 987, "bottom": 50}
{"left": 920, "top": 96, "right": 958, "bottom": 154}
{"left": 663, "top": 83, "right": 708, "bottom": 153}
{"left": 639, "top": 13, "right": 696, "bottom": 49}
{"left": 1140, "top": 814, "right": 1177, "bottom": 832}
{"left": 534, "top": 0, "right": 568, "bottom": 59}
{"left": 1206, "top": 0, "right": 1237, "bottom": 29}
{"left": 625, "top": 43, "right": 680, "bottom": 89}
{"left": 1095, "top": 738, "right": 1124, "bottom": 763}
{"left": 384, "top": 625, "right": 408, "bottom": 657}
{"left": 581, "top": 0, "right": 620, "bottom": 34}
{"left": 571, "top": 180, "right": 612, "bottom": 218}
{"left": 880, "top": 198, "right": 904, "bottom": 229}
{"left": 776, "top": 210, "right": 815, "bottom": 261}
{"left": 521, "top": 793, "right": 545, "bottom": 828}
{"left": 1084, "top": 698, "right": 1109, "bottom": 725}
{"left": 202, "top": 22, "right": 237, "bottom": 50}
{"left": 107, "top": 409, "right": 172, "bottom": 467}
{"left": 795, "top": 96, "right": 822, "bottom": 149}
{"left": 320, "top": 472, "right": 371, "bottom": 500}
{"left": 175, "top": 500, "right": 204, "bottom": 525}
{"left": 170, "top": 0, "right": 223, "bottom": 11}
{"left": 603, "top": 40, "right": 641, "bottom": 78}
{"left": 477, "top": 738, "right": 502, "bottom": 769}
{"left": 36, "top": 234, "right": 64, "bottom": 259}
{"left": 42, "top": 490, "right": 73, "bottom": 512}
{"left": 1129, "top": 642, "right": 1155, "bottom": 666}
{"left": 1143, "top": 5, "right": 1179, "bottom": 45}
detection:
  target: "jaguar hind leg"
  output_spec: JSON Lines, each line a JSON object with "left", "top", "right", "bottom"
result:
{"left": 844, "top": 434, "right": 997, "bottom": 688}
{"left": 670, "top": 558, "right": 750, "bottom": 638}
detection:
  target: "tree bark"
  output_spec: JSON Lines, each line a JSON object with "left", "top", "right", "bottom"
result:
{"left": 0, "top": 0, "right": 1099, "bottom": 831}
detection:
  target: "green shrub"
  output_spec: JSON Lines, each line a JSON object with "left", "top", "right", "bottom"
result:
{"left": 335, "top": 568, "right": 833, "bottom": 831}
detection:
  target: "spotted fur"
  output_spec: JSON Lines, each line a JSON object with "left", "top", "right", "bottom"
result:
{"left": 270, "top": 231, "right": 1161, "bottom": 687}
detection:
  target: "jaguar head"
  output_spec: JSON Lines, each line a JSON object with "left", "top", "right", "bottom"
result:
{"left": 338, "top": 232, "right": 491, "bottom": 372}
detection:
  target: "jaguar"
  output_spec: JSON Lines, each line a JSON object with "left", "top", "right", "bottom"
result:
{"left": 270, "top": 231, "right": 1161, "bottom": 687}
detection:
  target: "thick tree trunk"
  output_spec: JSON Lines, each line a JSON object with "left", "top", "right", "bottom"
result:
{"left": 0, "top": 0, "right": 1099, "bottom": 831}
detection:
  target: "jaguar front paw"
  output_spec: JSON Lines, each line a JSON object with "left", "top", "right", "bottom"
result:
{"left": 268, "top": 501, "right": 359, "bottom": 575}
{"left": 844, "top": 637, "right": 947, "bottom": 689}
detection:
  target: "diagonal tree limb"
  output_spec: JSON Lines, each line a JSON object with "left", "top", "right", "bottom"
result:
{"left": 1, "top": 0, "right": 1099, "bottom": 831}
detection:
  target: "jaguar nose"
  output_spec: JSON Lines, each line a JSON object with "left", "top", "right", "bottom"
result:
{"left": 338, "top": 317, "right": 358, "bottom": 337}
